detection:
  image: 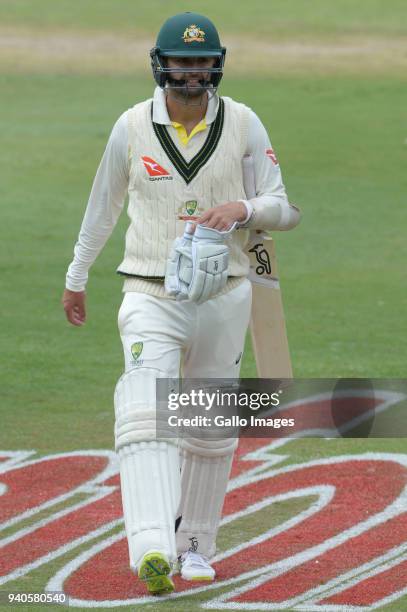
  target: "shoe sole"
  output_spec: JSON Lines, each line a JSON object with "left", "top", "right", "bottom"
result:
{"left": 138, "top": 551, "right": 174, "bottom": 595}
{"left": 182, "top": 574, "right": 215, "bottom": 581}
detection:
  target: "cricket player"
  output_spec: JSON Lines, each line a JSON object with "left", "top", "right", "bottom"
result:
{"left": 62, "top": 12, "right": 300, "bottom": 596}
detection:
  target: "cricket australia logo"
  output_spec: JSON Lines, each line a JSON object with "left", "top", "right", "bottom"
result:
{"left": 177, "top": 200, "right": 201, "bottom": 220}
{"left": 130, "top": 341, "right": 144, "bottom": 365}
{"left": 183, "top": 25, "right": 205, "bottom": 44}
{"left": 185, "top": 200, "right": 197, "bottom": 216}
{"left": 248, "top": 242, "right": 272, "bottom": 275}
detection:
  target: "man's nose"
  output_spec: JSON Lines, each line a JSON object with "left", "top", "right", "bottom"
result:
{"left": 184, "top": 66, "right": 204, "bottom": 75}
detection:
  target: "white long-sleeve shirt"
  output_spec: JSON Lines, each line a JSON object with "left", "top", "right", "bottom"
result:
{"left": 66, "top": 87, "right": 292, "bottom": 292}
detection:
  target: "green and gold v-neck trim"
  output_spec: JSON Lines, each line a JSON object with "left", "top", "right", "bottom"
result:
{"left": 151, "top": 98, "right": 225, "bottom": 185}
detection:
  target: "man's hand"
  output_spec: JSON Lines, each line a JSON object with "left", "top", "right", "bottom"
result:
{"left": 196, "top": 201, "right": 247, "bottom": 231}
{"left": 62, "top": 289, "right": 86, "bottom": 326}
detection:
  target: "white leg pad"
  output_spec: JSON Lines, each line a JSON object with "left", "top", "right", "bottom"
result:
{"left": 114, "top": 368, "right": 180, "bottom": 571}
{"left": 176, "top": 437, "right": 238, "bottom": 558}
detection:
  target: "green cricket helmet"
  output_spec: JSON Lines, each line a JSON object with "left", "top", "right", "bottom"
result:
{"left": 150, "top": 12, "right": 226, "bottom": 89}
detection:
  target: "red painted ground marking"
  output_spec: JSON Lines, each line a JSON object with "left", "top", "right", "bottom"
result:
{"left": 229, "top": 437, "right": 266, "bottom": 478}
{"left": 65, "top": 538, "right": 145, "bottom": 599}
{"left": 284, "top": 396, "right": 378, "bottom": 429}
{"left": 321, "top": 557, "right": 407, "bottom": 606}
{"left": 242, "top": 397, "right": 379, "bottom": 437}
{"left": 0, "top": 455, "right": 108, "bottom": 524}
{"left": 0, "top": 479, "right": 121, "bottom": 577}
{"left": 232, "top": 512, "right": 407, "bottom": 603}
{"left": 1, "top": 390, "right": 405, "bottom": 606}
{"left": 60, "top": 458, "right": 406, "bottom": 602}
{"left": 218, "top": 460, "right": 405, "bottom": 582}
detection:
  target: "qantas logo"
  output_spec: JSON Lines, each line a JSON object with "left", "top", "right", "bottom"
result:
{"left": 141, "top": 156, "right": 173, "bottom": 181}
{"left": 266, "top": 147, "right": 279, "bottom": 165}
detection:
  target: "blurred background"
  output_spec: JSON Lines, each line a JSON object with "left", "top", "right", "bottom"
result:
{"left": 0, "top": 0, "right": 406, "bottom": 451}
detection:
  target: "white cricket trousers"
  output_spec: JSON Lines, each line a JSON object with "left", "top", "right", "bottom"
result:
{"left": 117, "top": 279, "right": 252, "bottom": 563}
{"left": 118, "top": 279, "right": 252, "bottom": 377}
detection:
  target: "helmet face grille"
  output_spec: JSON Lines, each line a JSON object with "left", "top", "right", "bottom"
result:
{"left": 150, "top": 48, "right": 225, "bottom": 90}
{"left": 150, "top": 12, "right": 226, "bottom": 91}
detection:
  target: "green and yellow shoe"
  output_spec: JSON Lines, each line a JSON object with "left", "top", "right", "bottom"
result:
{"left": 138, "top": 551, "right": 175, "bottom": 596}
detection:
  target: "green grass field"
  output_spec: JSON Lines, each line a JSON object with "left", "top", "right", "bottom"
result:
{"left": 0, "top": 2, "right": 406, "bottom": 610}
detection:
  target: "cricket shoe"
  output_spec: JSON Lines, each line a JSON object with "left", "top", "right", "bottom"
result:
{"left": 179, "top": 550, "right": 216, "bottom": 581}
{"left": 138, "top": 550, "right": 175, "bottom": 595}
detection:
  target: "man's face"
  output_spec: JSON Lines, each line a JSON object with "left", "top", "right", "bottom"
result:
{"left": 165, "top": 56, "right": 216, "bottom": 99}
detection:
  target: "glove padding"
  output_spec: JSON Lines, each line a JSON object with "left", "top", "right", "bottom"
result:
{"left": 165, "top": 222, "right": 238, "bottom": 304}
{"left": 188, "top": 223, "right": 237, "bottom": 304}
{"left": 164, "top": 223, "right": 194, "bottom": 300}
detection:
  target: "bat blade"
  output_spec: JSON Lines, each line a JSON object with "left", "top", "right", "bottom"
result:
{"left": 246, "top": 233, "right": 293, "bottom": 378}
{"left": 242, "top": 155, "right": 293, "bottom": 378}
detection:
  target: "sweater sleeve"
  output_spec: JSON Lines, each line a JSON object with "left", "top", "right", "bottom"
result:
{"left": 65, "top": 112, "right": 129, "bottom": 291}
{"left": 241, "top": 109, "right": 301, "bottom": 231}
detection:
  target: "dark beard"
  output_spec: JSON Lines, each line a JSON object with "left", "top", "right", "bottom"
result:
{"left": 165, "top": 78, "right": 210, "bottom": 105}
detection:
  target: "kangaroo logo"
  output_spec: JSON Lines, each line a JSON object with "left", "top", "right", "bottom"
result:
{"left": 248, "top": 243, "right": 271, "bottom": 275}
{"left": 141, "top": 156, "right": 171, "bottom": 177}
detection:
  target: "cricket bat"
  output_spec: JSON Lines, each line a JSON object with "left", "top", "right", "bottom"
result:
{"left": 242, "top": 156, "right": 293, "bottom": 378}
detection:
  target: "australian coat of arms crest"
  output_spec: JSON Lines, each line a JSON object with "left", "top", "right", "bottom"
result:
{"left": 183, "top": 24, "right": 206, "bottom": 43}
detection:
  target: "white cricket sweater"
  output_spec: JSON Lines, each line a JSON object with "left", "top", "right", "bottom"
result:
{"left": 118, "top": 95, "right": 250, "bottom": 284}
{"left": 66, "top": 87, "right": 295, "bottom": 296}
